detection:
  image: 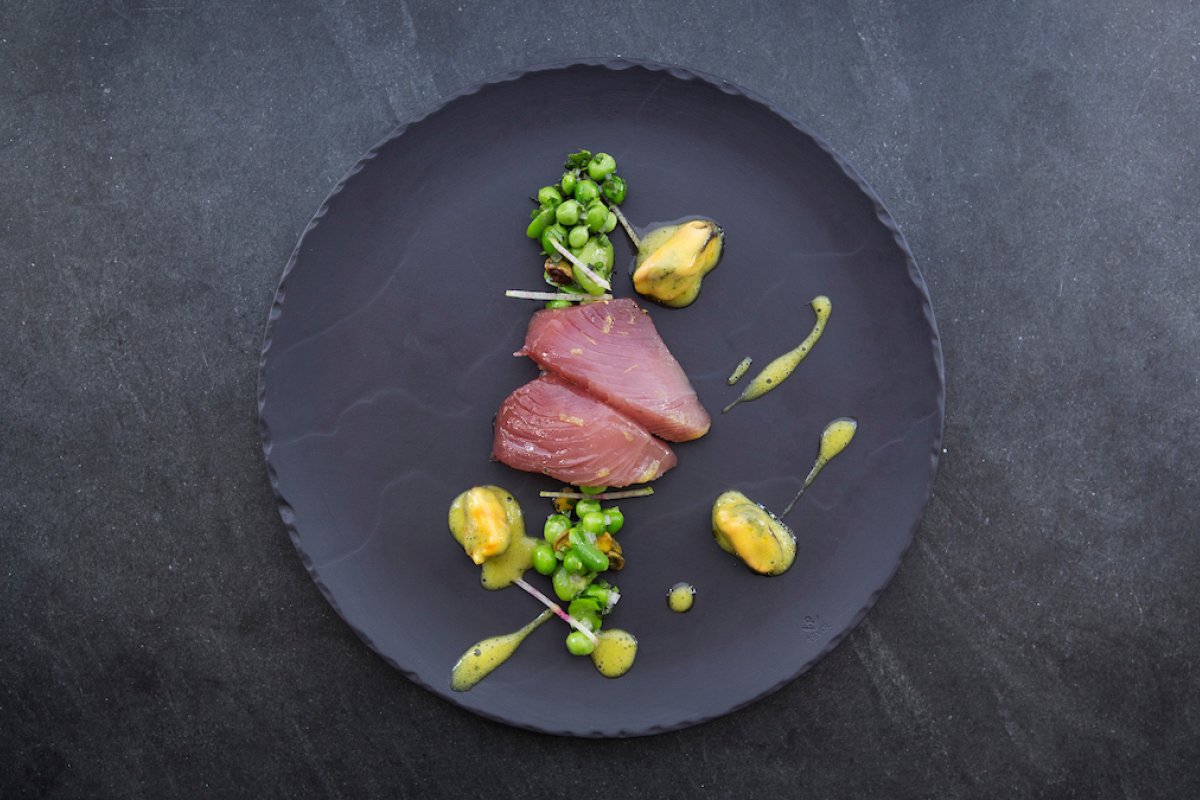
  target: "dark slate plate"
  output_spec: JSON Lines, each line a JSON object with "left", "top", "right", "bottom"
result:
{"left": 258, "top": 60, "right": 943, "bottom": 737}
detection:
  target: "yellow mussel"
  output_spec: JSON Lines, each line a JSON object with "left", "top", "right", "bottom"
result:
{"left": 633, "top": 219, "right": 724, "bottom": 308}
{"left": 711, "top": 490, "right": 796, "bottom": 576}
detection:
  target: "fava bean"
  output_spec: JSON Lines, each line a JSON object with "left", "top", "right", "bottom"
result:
{"left": 555, "top": 199, "right": 582, "bottom": 227}
{"left": 537, "top": 186, "right": 563, "bottom": 207}
{"left": 532, "top": 542, "right": 557, "bottom": 575}
{"left": 525, "top": 206, "right": 556, "bottom": 239}
{"left": 585, "top": 202, "right": 609, "bottom": 232}
{"left": 544, "top": 513, "right": 571, "bottom": 542}
{"left": 587, "top": 153, "right": 617, "bottom": 181}
{"left": 539, "top": 223, "right": 567, "bottom": 256}
{"left": 560, "top": 171, "right": 577, "bottom": 196}
{"left": 553, "top": 566, "right": 588, "bottom": 601}
{"left": 602, "top": 175, "right": 627, "bottom": 205}
{"left": 568, "top": 224, "right": 589, "bottom": 249}
{"left": 574, "top": 179, "right": 600, "bottom": 205}
{"left": 581, "top": 511, "right": 606, "bottom": 536}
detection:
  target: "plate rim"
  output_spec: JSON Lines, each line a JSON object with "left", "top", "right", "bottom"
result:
{"left": 257, "top": 57, "right": 946, "bottom": 737}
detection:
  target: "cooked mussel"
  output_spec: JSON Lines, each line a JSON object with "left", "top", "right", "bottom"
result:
{"left": 448, "top": 485, "right": 523, "bottom": 565}
{"left": 711, "top": 490, "right": 796, "bottom": 576}
{"left": 633, "top": 219, "right": 724, "bottom": 308}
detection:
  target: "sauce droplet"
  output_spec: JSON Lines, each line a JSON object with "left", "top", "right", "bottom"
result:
{"left": 590, "top": 629, "right": 638, "bottom": 677}
{"left": 723, "top": 296, "right": 831, "bottom": 413}
{"left": 727, "top": 357, "right": 752, "bottom": 385}
{"left": 666, "top": 582, "right": 696, "bottom": 613}
{"left": 781, "top": 417, "right": 858, "bottom": 517}
{"left": 450, "top": 609, "right": 552, "bottom": 692}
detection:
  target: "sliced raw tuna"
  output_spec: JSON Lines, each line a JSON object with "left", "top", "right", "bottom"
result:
{"left": 492, "top": 374, "right": 677, "bottom": 487}
{"left": 518, "top": 299, "right": 711, "bottom": 442}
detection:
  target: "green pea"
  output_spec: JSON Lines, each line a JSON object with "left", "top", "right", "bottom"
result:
{"left": 585, "top": 202, "right": 609, "bottom": 233}
{"left": 539, "top": 223, "right": 567, "bottom": 256}
{"left": 581, "top": 511, "right": 606, "bottom": 536}
{"left": 532, "top": 542, "right": 557, "bottom": 575}
{"left": 560, "top": 171, "right": 578, "bottom": 196}
{"left": 545, "top": 299, "right": 572, "bottom": 309}
{"left": 563, "top": 550, "right": 584, "bottom": 574}
{"left": 574, "top": 541, "right": 609, "bottom": 573}
{"left": 568, "top": 224, "right": 590, "bottom": 249}
{"left": 587, "top": 152, "right": 617, "bottom": 181}
{"left": 544, "top": 513, "right": 571, "bottom": 542}
{"left": 555, "top": 199, "right": 582, "bottom": 227}
{"left": 574, "top": 179, "right": 600, "bottom": 205}
{"left": 537, "top": 186, "right": 563, "bottom": 207}
{"left": 602, "top": 174, "right": 627, "bottom": 205}
{"left": 553, "top": 566, "right": 588, "bottom": 601}
{"left": 565, "top": 631, "right": 595, "bottom": 656}
{"left": 576, "top": 499, "right": 601, "bottom": 518}
{"left": 579, "top": 485, "right": 607, "bottom": 495}
{"left": 525, "top": 206, "right": 556, "bottom": 239}
{"left": 603, "top": 507, "right": 624, "bottom": 534}
{"left": 602, "top": 211, "right": 618, "bottom": 233}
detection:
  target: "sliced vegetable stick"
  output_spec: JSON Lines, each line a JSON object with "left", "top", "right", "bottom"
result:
{"left": 605, "top": 202, "right": 641, "bottom": 250}
{"left": 514, "top": 577, "right": 598, "bottom": 644}
{"left": 505, "top": 290, "right": 613, "bottom": 302}
{"left": 539, "top": 488, "right": 655, "bottom": 501}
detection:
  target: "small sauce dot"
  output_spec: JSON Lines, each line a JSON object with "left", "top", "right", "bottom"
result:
{"left": 667, "top": 582, "right": 696, "bottom": 613}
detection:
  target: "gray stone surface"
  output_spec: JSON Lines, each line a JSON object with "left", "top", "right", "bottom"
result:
{"left": 3, "top": 0, "right": 1197, "bottom": 797}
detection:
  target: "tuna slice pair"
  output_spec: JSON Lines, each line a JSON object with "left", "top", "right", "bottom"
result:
{"left": 492, "top": 299, "right": 710, "bottom": 487}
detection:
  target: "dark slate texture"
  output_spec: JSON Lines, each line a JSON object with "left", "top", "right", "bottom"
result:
{"left": 2, "top": 1, "right": 1197, "bottom": 797}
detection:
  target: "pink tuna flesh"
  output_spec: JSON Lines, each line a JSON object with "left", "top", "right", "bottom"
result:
{"left": 519, "top": 299, "right": 711, "bottom": 442}
{"left": 492, "top": 373, "right": 677, "bottom": 487}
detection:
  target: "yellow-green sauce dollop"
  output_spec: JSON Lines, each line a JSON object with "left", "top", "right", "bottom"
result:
{"left": 590, "top": 628, "right": 638, "bottom": 677}
{"left": 666, "top": 582, "right": 696, "bottom": 613}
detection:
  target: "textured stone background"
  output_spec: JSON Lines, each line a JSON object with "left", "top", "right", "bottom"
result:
{"left": 3, "top": 1, "right": 1197, "bottom": 797}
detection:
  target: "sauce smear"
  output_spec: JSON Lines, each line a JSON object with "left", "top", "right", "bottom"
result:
{"left": 450, "top": 610, "right": 553, "bottom": 692}
{"left": 480, "top": 534, "right": 538, "bottom": 590}
{"left": 723, "top": 295, "right": 831, "bottom": 413}
{"left": 781, "top": 417, "right": 858, "bottom": 517}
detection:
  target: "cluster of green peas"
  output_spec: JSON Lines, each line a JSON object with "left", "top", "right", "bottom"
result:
{"left": 529, "top": 486, "right": 625, "bottom": 656}
{"left": 524, "top": 150, "right": 629, "bottom": 305}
